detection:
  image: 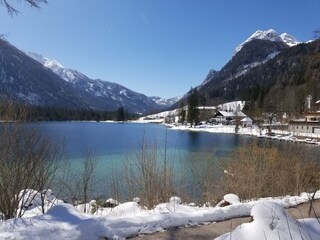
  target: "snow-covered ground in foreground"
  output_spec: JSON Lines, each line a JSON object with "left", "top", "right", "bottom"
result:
{"left": 0, "top": 191, "right": 320, "bottom": 239}
{"left": 216, "top": 201, "right": 320, "bottom": 240}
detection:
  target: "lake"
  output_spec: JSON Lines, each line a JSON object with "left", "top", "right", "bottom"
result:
{"left": 33, "top": 121, "right": 246, "bottom": 157}
{"left": 31, "top": 122, "right": 250, "bottom": 201}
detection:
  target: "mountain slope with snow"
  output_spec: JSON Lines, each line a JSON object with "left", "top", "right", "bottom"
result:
{"left": 26, "top": 52, "right": 178, "bottom": 114}
{"left": 150, "top": 96, "right": 181, "bottom": 106}
{"left": 196, "top": 39, "right": 320, "bottom": 116}
{"left": 171, "top": 30, "right": 319, "bottom": 117}
{"left": 0, "top": 39, "right": 94, "bottom": 109}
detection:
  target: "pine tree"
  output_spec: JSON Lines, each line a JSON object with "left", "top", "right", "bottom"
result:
{"left": 179, "top": 103, "right": 186, "bottom": 124}
{"left": 187, "top": 88, "right": 199, "bottom": 127}
{"left": 117, "top": 106, "right": 125, "bottom": 121}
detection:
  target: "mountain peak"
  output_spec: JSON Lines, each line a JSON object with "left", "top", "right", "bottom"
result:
{"left": 26, "top": 51, "right": 85, "bottom": 82}
{"left": 279, "top": 33, "right": 300, "bottom": 47}
{"left": 234, "top": 29, "right": 300, "bottom": 55}
{"left": 25, "top": 52, "right": 64, "bottom": 72}
{"left": 26, "top": 51, "right": 65, "bottom": 69}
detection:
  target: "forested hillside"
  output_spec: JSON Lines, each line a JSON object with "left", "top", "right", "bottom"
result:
{"left": 175, "top": 39, "right": 320, "bottom": 120}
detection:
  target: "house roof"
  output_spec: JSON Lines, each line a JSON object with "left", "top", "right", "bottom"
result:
{"left": 217, "top": 111, "right": 247, "bottom": 117}
{"left": 289, "top": 121, "right": 320, "bottom": 125}
{"left": 305, "top": 112, "right": 320, "bottom": 116}
{"left": 241, "top": 117, "right": 253, "bottom": 122}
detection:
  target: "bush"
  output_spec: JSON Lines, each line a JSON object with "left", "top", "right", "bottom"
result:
{"left": 217, "top": 140, "right": 320, "bottom": 200}
{"left": 0, "top": 102, "right": 65, "bottom": 219}
{"left": 185, "top": 150, "right": 221, "bottom": 205}
{"left": 121, "top": 137, "right": 174, "bottom": 209}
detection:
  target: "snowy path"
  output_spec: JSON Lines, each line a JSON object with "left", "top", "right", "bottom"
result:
{"left": 132, "top": 217, "right": 251, "bottom": 240}
{"left": 132, "top": 200, "right": 320, "bottom": 240}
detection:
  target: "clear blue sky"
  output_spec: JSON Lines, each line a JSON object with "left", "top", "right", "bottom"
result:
{"left": 1, "top": 0, "right": 319, "bottom": 98}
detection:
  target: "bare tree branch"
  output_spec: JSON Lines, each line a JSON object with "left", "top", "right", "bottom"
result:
{"left": 0, "top": 100, "right": 65, "bottom": 219}
{"left": 1, "top": 0, "right": 47, "bottom": 15}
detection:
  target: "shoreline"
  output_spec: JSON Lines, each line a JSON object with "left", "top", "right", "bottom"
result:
{"left": 166, "top": 123, "right": 320, "bottom": 146}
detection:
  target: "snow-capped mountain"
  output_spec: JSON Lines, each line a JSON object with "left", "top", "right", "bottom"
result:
{"left": 150, "top": 96, "right": 181, "bottom": 106}
{"left": 173, "top": 30, "right": 320, "bottom": 118}
{"left": 171, "top": 29, "right": 309, "bottom": 111}
{"left": 26, "top": 52, "right": 179, "bottom": 113}
{"left": 0, "top": 39, "right": 93, "bottom": 109}
{"left": 279, "top": 33, "right": 300, "bottom": 47}
{"left": 217, "top": 30, "right": 297, "bottom": 84}
{"left": 26, "top": 52, "right": 88, "bottom": 83}
{"left": 234, "top": 29, "right": 300, "bottom": 54}
{"left": 0, "top": 39, "right": 179, "bottom": 114}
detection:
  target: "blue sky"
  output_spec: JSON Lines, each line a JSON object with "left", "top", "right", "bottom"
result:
{"left": 1, "top": 0, "right": 319, "bottom": 98}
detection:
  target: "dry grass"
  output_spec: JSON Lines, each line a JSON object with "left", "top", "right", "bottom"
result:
{"left": 217, "top": 140, "right": 320, "bottom": 200}
{"left": 184, "top": 150, "right": 221, "bottom": 205}
{"left": 107, "top": 138, "right": 320, "bottom": 208}
{"left": 120, "top": 138, "right": 174, "bottom": 209}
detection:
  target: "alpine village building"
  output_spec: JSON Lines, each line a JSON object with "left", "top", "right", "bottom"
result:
{"left": 289, "top": 100, "right": 320, "bottom": 134}
{"left": 289, "top": 112, "right": 320, "bottom": 134}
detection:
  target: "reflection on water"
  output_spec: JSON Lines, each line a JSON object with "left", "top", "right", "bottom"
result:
{"left": 25, "top": 122, "right": 252, "bottom": 200}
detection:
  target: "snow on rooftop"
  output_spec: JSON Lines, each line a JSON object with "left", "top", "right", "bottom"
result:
{"left": 217, "top": 110, "right": 247, "bottom": 117}
{"left": 241, "top": 117, "right": 253, "bottom": 122}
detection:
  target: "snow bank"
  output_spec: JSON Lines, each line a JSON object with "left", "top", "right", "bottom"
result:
{"left": 17, "top": 189, "right": 63, "bottom": 218}
{"left": 0, "top": 192, "right": 319, "bottom": 239}
{"left": 216, "top": 202, "right": 318, "bottom": 240}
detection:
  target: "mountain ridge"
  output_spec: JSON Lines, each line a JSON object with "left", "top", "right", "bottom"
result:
{"left": 0, "top": 38, "right": 180, "bottom": 114}
{"left": 26, "top": 51, "right": 179, "bottom": 114}
{"left": 0, "top": 39, "right": 94, "bottom": 110}
{"left": 234, "top": 29, "right": 300, "bottom": 54}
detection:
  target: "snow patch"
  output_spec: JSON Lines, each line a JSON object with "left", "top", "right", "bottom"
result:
{"left": 218, "top": 101, "right": 246, "bottom": 112}
{"left": 17, "top": 92, "right": 40, "bottom": 105}
{"left": 228, "top": 51, "right": 280, "bottom": 80}
{"left": 224, "top": 194, "right": 240, "bottom": 205}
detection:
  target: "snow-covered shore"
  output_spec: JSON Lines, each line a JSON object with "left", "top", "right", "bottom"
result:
{"left": 0, "top": 190, "right": 320, "bottom": 239}
{"left": 168, "top": 124, "right": 320, "bottom": 146}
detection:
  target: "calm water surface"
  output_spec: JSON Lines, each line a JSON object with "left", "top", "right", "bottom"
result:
{"left": 32, "top": 122, "right": 246, "bottom": 156}
{"left": 30, "top": 122, "right": 250, "bottom": 199}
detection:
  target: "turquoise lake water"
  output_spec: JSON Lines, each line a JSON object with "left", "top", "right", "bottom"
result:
{"left": 32, "top": 121, "right": 246, "bottom": 156}
{"left": 28, "top": 122, "right": 251, "bottom": 200}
